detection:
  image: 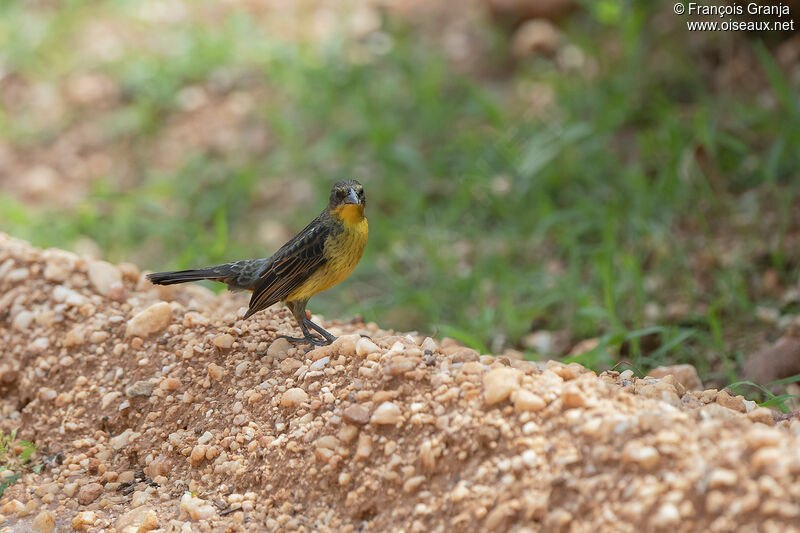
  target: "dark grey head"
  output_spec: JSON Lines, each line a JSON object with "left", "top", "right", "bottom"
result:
{"left": 329, "top": 179, "right": 366, "bottom": 208}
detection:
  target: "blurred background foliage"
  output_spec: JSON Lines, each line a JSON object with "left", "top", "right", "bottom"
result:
{"left": 1, "top": 0, "right": 799, "bottom": 389}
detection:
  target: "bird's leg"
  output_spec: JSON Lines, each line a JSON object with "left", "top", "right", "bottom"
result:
{"left": 275, "top": 323, "right": 328, "bottom": 346}
{"left": 303, "top": 318, "right": 337, "bottom": 344}
{"left": 275, "top": 300, "right": 331, "bottom": 346}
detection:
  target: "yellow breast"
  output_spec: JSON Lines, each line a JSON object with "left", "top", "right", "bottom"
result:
{"left": 286, "top": 216, "right": 368, "bottom": 302}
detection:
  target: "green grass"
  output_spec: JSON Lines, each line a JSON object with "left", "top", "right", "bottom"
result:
{"left": 0, "top": 429, "right": 38, "bottom": 497}
{"left": 1, "top": 1, "right": 798, "bottom": 394}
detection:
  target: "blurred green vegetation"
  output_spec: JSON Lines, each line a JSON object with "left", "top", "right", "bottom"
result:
{"left": 1, "top": 1, "right": 798, "bottom": 388}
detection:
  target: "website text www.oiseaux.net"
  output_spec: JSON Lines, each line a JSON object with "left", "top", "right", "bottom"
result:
{"left": 673, "top": 2, "right": 796, "bottom": 32}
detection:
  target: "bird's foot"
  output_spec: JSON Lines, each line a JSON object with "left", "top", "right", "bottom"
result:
{"left": 275, "top": 334, "right": 331, "bottom": 347}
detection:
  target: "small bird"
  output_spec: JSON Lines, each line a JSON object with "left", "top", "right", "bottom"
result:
{"left": 147, "top": 180, "right": 368, "bottom": 346}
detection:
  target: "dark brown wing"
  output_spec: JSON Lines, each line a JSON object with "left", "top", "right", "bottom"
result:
{"left": 243, "top": 215, "right": 331, "bottom": 319}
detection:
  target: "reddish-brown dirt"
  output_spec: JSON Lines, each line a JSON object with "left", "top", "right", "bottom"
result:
{"left": 1, "top": 232, "right": 800, "bottom": 533}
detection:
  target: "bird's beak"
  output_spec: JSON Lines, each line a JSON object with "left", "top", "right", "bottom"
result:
{"left": 344, "top": 188, "right": 360, "bottom": 205}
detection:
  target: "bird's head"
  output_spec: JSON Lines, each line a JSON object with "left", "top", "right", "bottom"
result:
{"left": 329, "top": 179, "right": 366, "bottom": 223}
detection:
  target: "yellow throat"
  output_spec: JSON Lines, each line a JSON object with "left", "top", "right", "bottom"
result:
{"left": 332, "top": 203, "right": 365, "bottom": 224}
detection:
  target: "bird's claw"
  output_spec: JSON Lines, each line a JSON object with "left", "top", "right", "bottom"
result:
{"left": 275, "top": 334, "right": 332, "bottom": 347}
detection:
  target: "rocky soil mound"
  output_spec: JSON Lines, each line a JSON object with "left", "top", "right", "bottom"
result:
{"left": 1, "top": 232, "right": 799, "bottom": 533}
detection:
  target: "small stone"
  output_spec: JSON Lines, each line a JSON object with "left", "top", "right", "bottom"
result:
{"left": 461, "top": 361, "right": 485, "bottom": 374}
{"left": 43, "top": 249, "right": 77, "bottom": 281}
{"left": 708, "top": 469, "right": 737, "bottom": 488}
{"left": 78, "top": 482, "right": 103, "bottom": 505}
{"left": 385, "top": 341, "right": 404, "bottom": 357}
{"left": 117, "top": 261, "right": 140, "bottom": 281}
{"left": 12, "top": 310, "right": 34, "bottom": 332}
{"left": 126, "top": 302, "right": 172, "bottom": 338}
{"left": 63, "top": 483, "right": 78, "bottom": 497}
{"left": 0, "top": 366, "right": 18, "bottom": 385}
{"left": 485, "top": 501, "right": 518, "bottom": 531}
{"left": 639, "top": 382, "right": 680, "bottom": 407}
{"left": 699, "top": 403, "right": 736, "bottom": 420}
{"left": 561, "top": 385, "right": 586, "bottom": 408}
{"left": 126, "top": 380, "right": 154, "bottom": 397}
{"left": 742, "top": 399, "right": 757, "bottom": 413}
{"left": 622, "top": 443, "right": 659, "bottom": 469}
{"left": 180, "top": 493, "right": 218, "bottom": 521}
{"left": 550, "top": 363, "right": 581, "bottom": 380}
{"left": 6, "top": 267, "right": 28, "bottom": 282}
{"left": 38, "top": 387, "right": 57, "bottom": 402}
{"left": 316, "top": 435, "right": 340, "bottom": 450}
{"left": 512, "top": 389, "right": 547, "bottom": 412}
{"left": 747, "top": 407, "right": 775, "bottom": 426}
{"left": 183, "top": 312, "right": 209, "bottom": 327}
{"left": 281, "top": 387, "right": 309, "bottom": 407}
{"left": 213, "top": 333, "right": 235, "bottom": 350}
{"left": 716, "top": 390, "right": 745, "bottom": 412}
{"left": 190, "top": 445, "right": 207, "bottom": 464}
{"left": 267, "top": 338, "right": 291, "bottom": 360}
{"left": 160, "top": 378, "right": 181, "bottom": 391}
{"left": 752, "top": 447, "right": 781, "bottom": 471}
{"left": 63, "top": 325, "right": 85, "bottom": 347}
{"left": 653, "top": 503, "right": 680, "bottom": 527}
{"left": 331, "top": 334, "right": 360, "bottom": 354}
{"left": 116, "top": 506, "right": 158, "bottom": 532}
{"left": 205, "top": 446, "right": 219, "bottom": 460}
{"left": 235, "top": 362, "right": 249, "bottom": 376}
{"left": 371, "top": 401, "right": 403, "bottom": 425}
{"left": 310, "top": 357, "right": 330, "bottom": 371}
{"left": 72, "top": 511, "right": 97, "bottom": 531}
{"left": 384, "top": 356, "right": 415, "bottom": 377}
{"left": 207, "top": 363, "right": 225, "bottom": 381}
{"left": 101, "top": 391, "right": 122, "bottom": 409}
{"left": 110, "top": 428, "right": 139, "bottom": 450}
{"left": 700, "top": 389, "right": 718, "bottom": 403}
{"left": 0, "top": 500, "right": 24, "bottom": 516}
{"left": 521, "top": 449, "right": 537, "bottom": 467}
{"left": 338, "top": 425, "right": 359, "bottom": 444}
{"left": 403, "top": 476, "right": 426, "bottom": 493}
{"left": 54, "top": 392, "right": 73, "bottom": 407}
{"left": 356, "top": 337, "right": 380, "bottom": 357}
{"left": 483, "top": 367, "right": 522, "bottom": 405}
{"left": 131, "top": 491, "right": 149, "bottom": 508}
{"left": 316, "top": 446, "right": 335, "bottom": 463}
{"left": 421, "top": 337, "right": 437, "bottom": 352}
{"left": 52, "top": 286, "right": 86, "bottom": 306}
{"left": 89, "top": 331, "right": 109, "bottom": 344}
{"left": 452, "top": 348, "right": 479, "bottom": 363}
{"left": 355, "top": 434, "right": 372, "bottom": 460}
{"left": 108, "top": 281, "right": 126, "bottom": 301}
{"left": 745, "top": 427, "right": 782, "bottom": 449}
{"left": 32, "top": 510, "right": 55, "bottom": 533}
{"left": 280, "top": 358, "right": 303, "bottom": 374}
{"left": 343, "top": 404, "right": 370, "bottom": 425}
{"left": 88, "top": 260, "right": 122, "bottom": 296}
{"left": 145, "top": 456, "right": 171, "bottom": 478}
{"left": 648, "top": 364, "right": 703, "bottom": 391}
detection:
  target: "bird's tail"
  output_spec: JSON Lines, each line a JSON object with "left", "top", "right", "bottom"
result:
{"left": 146, "top": 268, "right": 226, "bottom": 286}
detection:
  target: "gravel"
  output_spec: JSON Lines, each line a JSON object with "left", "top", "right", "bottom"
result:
{"left": 2, "top": 232, "right": 800, "bottom": 532}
